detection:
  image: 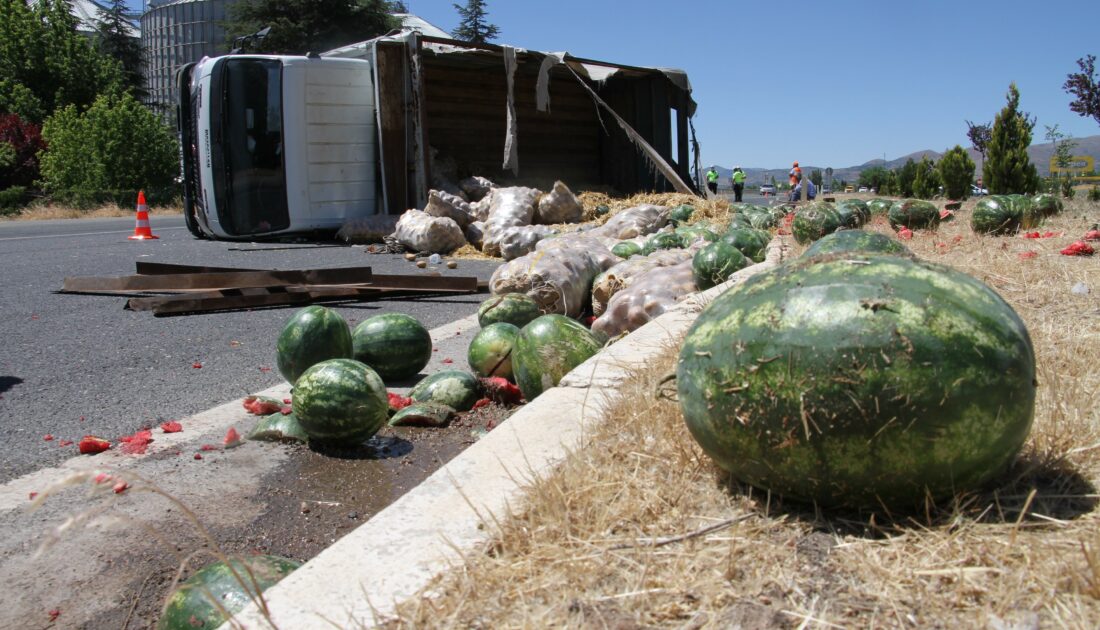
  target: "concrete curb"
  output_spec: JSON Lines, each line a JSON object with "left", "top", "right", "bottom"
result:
{"left": 226, "top": 238, "right": 790, "bottom": 629}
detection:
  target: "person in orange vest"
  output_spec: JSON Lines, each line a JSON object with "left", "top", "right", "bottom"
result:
{"left": 789, "top": 161, "right": 802, "bottom": 187}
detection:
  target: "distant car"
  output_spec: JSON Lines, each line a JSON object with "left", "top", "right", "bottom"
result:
{"left": 844, "top": 186, "right": 855, "bottom": 193}
{"left": 760, "top": 184, "right": 776, "bottom": 195}
{"left": 971, "top": 184, "right": 988, "bottom": 196}
{"left": 858, "top": 186, "right": 869, "bottom": 193}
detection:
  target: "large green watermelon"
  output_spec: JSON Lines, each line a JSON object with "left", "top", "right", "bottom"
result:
{"left": 791, "top": 202, "right": 842, "bottom": 244}
{"left": 292, "top": 358, "right": 388, "bottom": 445}
{"left": 408, "top": 370, "right": 481, "bottom": 411}
{"left": 867, "top": 198, "right": 892, "bottom": 216}
{"left": 677, "top": 252, "right": 1036, "bottom": 509}
{"left": 971, "top": 195, "right": 1020, "bottom": 235}
{"left": 676, "top": 225, "right": 719, "bottom": 244}
{"left": 478, "top": 293, "right": 542, "bottom": 328}
{"left": 802, "top": 229, "right": 910, "bottom": 258}
{"left": 835, "top": 199, "right": 870, "bottom": 228}
{"left": 157, "top": 555, "right": 300, "bottom": 630}
{"left": 721, "top": 227, "right": 770, "bottom": 262}
{"left": 351, "top": 313, "right": 432, "bottom": 381}
{"left": 692, "top": 241, "right": 748, "bottom": 290}
{"left": 275, "top": 306, "right": 352, "bottom": 385}
{"left": 642, "top": 231, "right": 685, "bottom": 255}
{"left": 513, "top": 314, "right": 603, "bottom": 400}
{"left": 611, "top": 241, "right": 642, "bottom": 258}
{"left": 467, "top": 322, "right": 520, "bottom": 379}
{"left": 888, "top": 199, "right": 940, "bottom": 230}
{"left": 1004, "top": 194, "right": 1040, "bottom": 229}
{"left": 1030, "top": 193, "right": 1062, "bottom": 218}
{"left": 669, "top": 204, "right": 695, "bottom": 225}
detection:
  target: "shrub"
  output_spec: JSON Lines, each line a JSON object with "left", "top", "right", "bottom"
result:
{"left": 912, "top": 156, "right": 941, "bottom": 199}
{"left": 1061, "top": 177, "right": 1076, "bottom": 199}
{"left": 1089, "top": 185, "right": 1100, "bottom": 202}
{"left": 983, "top": 83, "right": 1040, "bottom": 194}
{"left": 937, "top": 146, "right": 976, "bottom": 200}
{"left": 38, "top": 91, "right": 179, "bottom": 206}
{"left": 0, "top": 113, "right": 45, "bottom": 190}
{"left": 0, "top": 185, "right": 27, "bottom": 214}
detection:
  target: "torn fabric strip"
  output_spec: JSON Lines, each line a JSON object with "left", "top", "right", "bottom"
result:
{"left": 502, "top": 45, "right": 519, "bottom": 176}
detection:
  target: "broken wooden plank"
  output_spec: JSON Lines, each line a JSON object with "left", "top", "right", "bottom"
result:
{"left": 63, "top": 267, "right": 374, "bottom": 292}
{"left": 127, "top": 287, "right": 382, "bottom": 315}
{"left": 133, "top": 262, "right": 484, "bottom": 293}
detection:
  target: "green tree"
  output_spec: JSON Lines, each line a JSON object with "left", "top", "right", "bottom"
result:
{"left": 0, "top": 0, "right": 122, "bottom": 122}
{"left": 452, "top": 0, "right": 500, "bottom": 43}
{"left": 965, "top": 120, "right": 992, "bottom": 170}
{"left": 937, "top": 145, "right": 975, "bottom": 200}
{"left": 984, "top": 83, "right": 1040, "bottom": 194}
{"left": 912, "top": 156, "right": 941, "bottom": 199}
{"left": 227, "top": 0, "right": 399, "bottom": 54}
{"left": 809, "top": 169, "right": 822, "bottom": 186}
{"left": 38, "top": 92, "right": 179, "bottom": 206}
{"left": 894, "top": 158, "right": 918, "bottom": 198}
{"left": 94, "top": 0, "right": 143, "bottom": 97}
{"left": 1064, "top": 54, "right": 1100, "bottom": 128}
{"left": 857, "top": 166, "right": 890, "bottom": 191}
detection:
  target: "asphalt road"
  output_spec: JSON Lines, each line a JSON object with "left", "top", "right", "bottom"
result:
{"left": 0, "top": 215, "right": 500, "bottom": 484}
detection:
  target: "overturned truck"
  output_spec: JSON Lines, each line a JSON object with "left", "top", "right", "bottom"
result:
{"left": 177, "top": 29, "right": 700, "bottom": 240}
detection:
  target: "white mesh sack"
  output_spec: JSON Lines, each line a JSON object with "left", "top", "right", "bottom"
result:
{"left": 534, "top": 180, "right": 584, "bottom": 224}
{"left": 489, "top": 240, "right": 609, "bottom": 317}
{"left": 482, "top": 186, "right": 542, "bottom": 257}
{"left": 394, "top": 209, "right": 466, "bottom": 254}
{"left": 591, "top": 259, "right": 697, "bottom": 338}
{"left": 590, "top": 248, "right": 693, "bottom": 316}
{"left": 423, "top": 189, "right": 475, "bottom": 228}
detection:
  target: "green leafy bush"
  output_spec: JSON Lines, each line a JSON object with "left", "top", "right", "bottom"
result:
{"left": 937, "top": 145, "right": 975, "bottom": 200}
{"left": 0, "top": 113, "right": 45, "bottom": 190}
{"left": 1089, "top": 185, "right": 1100, "bottom": 202}
{"left": 911, "top": 156, "right": 941, "bottom": 199}
{"left": 0, "top": 185, "right": 27, "bottom": 214}
{"left": 1062, "top": 178, "right": 1076, "bottom": 199}
{"left": 38, "top": 92, "right": 179, "bottom": 206}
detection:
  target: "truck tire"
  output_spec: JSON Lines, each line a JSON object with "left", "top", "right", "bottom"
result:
{"left": 183, "top": 206, "right": 208, "bottom": 239}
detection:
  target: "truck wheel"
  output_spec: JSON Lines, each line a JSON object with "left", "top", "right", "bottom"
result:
{"left": 183, "top": 207, "right": 208, "bottom": 239}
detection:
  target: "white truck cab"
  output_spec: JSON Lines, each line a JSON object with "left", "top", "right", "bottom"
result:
{"left": 178, "top": 55, "right": 377, "bottom": 239}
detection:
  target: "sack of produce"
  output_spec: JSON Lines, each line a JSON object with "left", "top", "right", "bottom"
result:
{"left": 394, "top": 209, "right": 466, "bottom": 254}
{"left": 459, "top": 175, "right": 496, "bottom": 202}
{"left": 496, "top": 225, "right": 560, "bottom": 260}
{"left": 482, "top": 186, "right": 542, "bottom": 257}
{"left": 592, "top": 260, "right": 697, "bottom": 338}
{"left": 534, "top": 180, "right": 584, "bottom": 224}
{"left": 591, "top": 248, "right": 693, "bottom": 316}
{"left": 424, "top": 189, "right": 475, "bottom": 228}
{"left": 489, "top": 238, "right": 613, "bottom": 317}
{"left": 589, "top": 204, "right": 670, "bottom": 240}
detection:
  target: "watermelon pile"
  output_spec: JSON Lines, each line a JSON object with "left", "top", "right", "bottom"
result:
{"left": 352, "top": 313, "right": 432, "bottom": 381}
{"left": 677, "top": 248, "right": 1036, "bottom": 509}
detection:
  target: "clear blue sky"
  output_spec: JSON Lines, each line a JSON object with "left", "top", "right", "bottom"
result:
{"left": 130, "top": 0, "right": 1100, "bottom": 169}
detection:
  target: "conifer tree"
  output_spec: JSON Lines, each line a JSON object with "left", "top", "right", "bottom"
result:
{"left": 983, "top": 83, "right": 1040, "bottom": 194}
{"left": 451, "top": 0, "right": 500, "bottom": 43}
{"left": 911, "top": 156, "right": 941, "bottom": 199}
{"left": 937, "top": 145, "right": 975, "bottom": 199}
{"left": 95, "top": 0, "right": 144, "bottom": 98}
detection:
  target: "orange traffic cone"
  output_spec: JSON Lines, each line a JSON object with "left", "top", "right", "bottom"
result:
{"left": 128, "top": 190, "right": 159, "bottom": 240}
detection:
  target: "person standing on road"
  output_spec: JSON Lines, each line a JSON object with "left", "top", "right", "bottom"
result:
{"left": 789, "top": 161, "right": 802, "bottom": 187}
{"left": 731, "top": 166, "right": 746, "bottom": 202}
{"left": 706, "top": 166, "right": 719, "bottom": 196}
{"left": 789, "top": 175, "right": 816, "bottom": 202}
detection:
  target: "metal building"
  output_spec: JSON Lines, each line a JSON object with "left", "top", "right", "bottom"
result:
{"left": 140, "top": 0, "right": 231, "bottom": 112}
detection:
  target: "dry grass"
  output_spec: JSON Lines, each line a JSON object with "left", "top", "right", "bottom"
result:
{"left": 389, "top": 198, "right": 1100, "bottom": 629}
{"left": 2, "top": 201, "right": 183, "bottom": 221}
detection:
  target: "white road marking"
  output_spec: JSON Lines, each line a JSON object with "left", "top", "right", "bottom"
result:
{"left": 0, "top": 226, "right": 187, "bottom": 242}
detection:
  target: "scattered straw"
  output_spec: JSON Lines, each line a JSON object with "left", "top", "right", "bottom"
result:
{"left": 387, "top": 197, "right": 1100, "bottom": 628}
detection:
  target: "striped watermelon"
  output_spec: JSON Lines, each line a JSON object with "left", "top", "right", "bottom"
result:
{"left": 792, "top": 202, "right": 842, "bottom": 244}
{"left": 351, "top": 313, "right": 432, "bottom": 381}
{"left": 292, "top": 358, "right": 388, "bottom": 445}
{"left": 802, "top": 229, "right": 909, "bottom": 258}
{"left": 971, "top": 195, "right": 1019, "bottom": 235}
{"left": 157, "top": 555, "right": 300, "bottom": 630}
{"left": 611, "top": 241, "right": 642, "bottom": 258}
{"left": 867, "top": 198, "right": 892, "bottom": 215}
{"left": 677, "top": 252, "right": 1036, "bottom": 508}
{"left": 275, "top": 306, "right": 352, "bottom": 385}
{"left": 478, "top": 293, "right": 542, "bottom": 328}
{"left": 888, "top": 199, "right": 940, "bottom": 230}
{"left": 642, "top": 231, "right": 685, "bottom": 255}
{"left": 467, "top": 322, "right": 520, "bottom": 379}
{"left": 721, "top": 227, "right": 770, "bottom": 262}
{"left": 512, "top": 314, "right": 603, "bottom": 400}
{"left": 692, "top": 241, "right": 748, "bottom": 290}
{"left": 835, "top": 199, "right": 870, "bottom": 228}
{"left": 408, "top": 370, "right": 481, "bottom": 411}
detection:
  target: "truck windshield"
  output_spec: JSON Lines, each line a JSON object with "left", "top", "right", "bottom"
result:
{"left": 214, "top": 58, "right": 290, "bottom": 235}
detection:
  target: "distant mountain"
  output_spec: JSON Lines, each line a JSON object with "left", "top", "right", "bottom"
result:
{"left": 714, "top": 134, "right": 1100, "bottom": 186}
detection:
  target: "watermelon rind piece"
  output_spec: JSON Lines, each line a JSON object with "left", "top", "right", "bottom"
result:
{"left": 157, "top": 555, "right": 300, "bottom": 630}
{"left": 408, "top": 370, "right": 481, "bottom": 411}
{"left": 478, "top": 293, "right": 542, "bottom": 328}
{"left": 292, "top": 358, "right": 388, "bottom": 445}
{"left": 351, "top": 313, "right": 432, "bottom": 381}
{"left": 247, "top": 412, "right": 308, "bottom": 443}
{"left": 692, "top": 241, "right": 748, "bottom": 290}
{"left": 887, "top": 198, "right": 940, "bottom": 231}
{"left": 388, "top": 402, "right": 455, "bottom": 427}
{"left": 467, "top": 322, "right": 520, "bottom": 380}
{"left": 275, "top": 305, "right": 352, "bottom": 385}
{"left": 512, "top": 314, "right": 603, "bottom": 401}
{"left": 677, "top": 251, "right": 1036, "bottom": 509}
{"left": 802, "top": 229, "right": 910, "bottom": 259}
